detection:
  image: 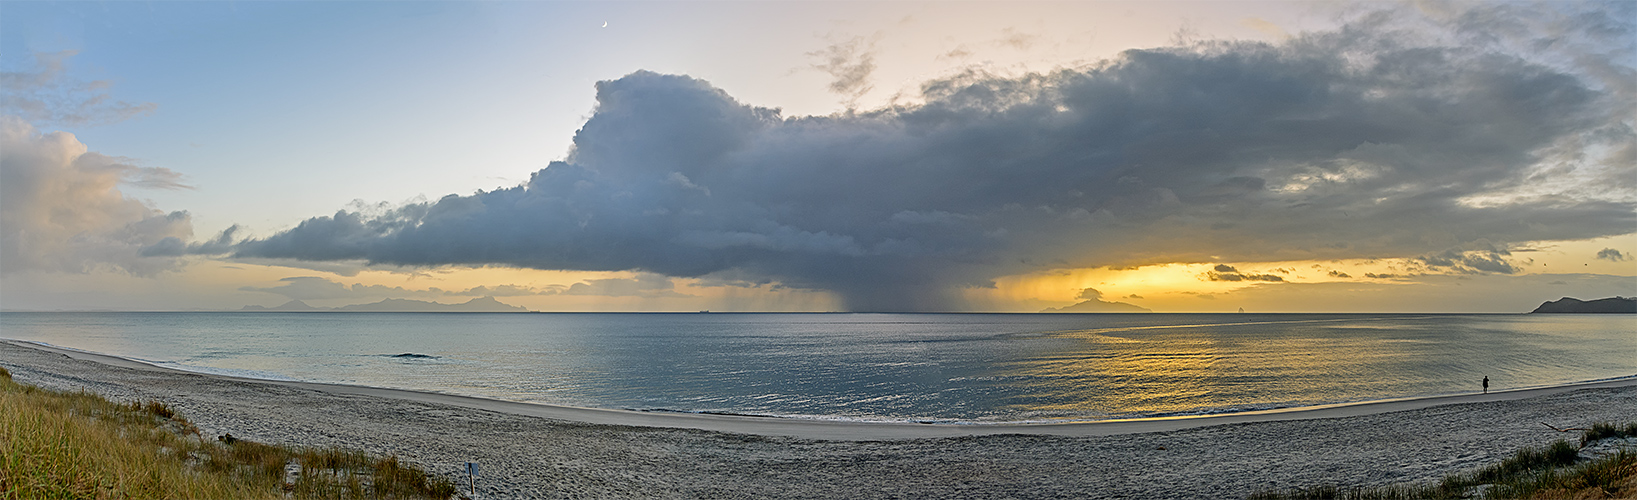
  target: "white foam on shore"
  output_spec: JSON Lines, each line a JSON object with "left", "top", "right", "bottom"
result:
{"left": 146, "top": 361, "right": 301, "bottom": 382}
{"left": 12, "top": 339, "right": 301, "bottom": 382}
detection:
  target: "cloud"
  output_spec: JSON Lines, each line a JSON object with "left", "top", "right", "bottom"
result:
{"left": 452, "top": 284, "right": 562, "bottom": 297}
{"left": 1206, "top": 264, "right": 1284, "bottom": 282}
{"left": 1415, "top": 244, "right": 1521, "bottom": 274}
{"left": 1, "top": 117, "right": 193, "bottom": 275}
{"left": 1241, "top": 17, "right": 1289, "bottom": 39}
{"left": 809, "top": 35, "right": 877, "bottom": 109}
{"left": 1328, "top": 270, "right": 1352, "bottom": 278}
{"left": 2, "top": 51, "right": 157, "bottom": 127}
{"left": 1204, "top": 272, "right": 1636, "bottom": 313}
{"left": 1596, "top": 248, "right": 1628, "bottom": 261}
{"left": 996, "top": 28, "right": 1040, "bottom": 50}
{"left": 1207, "top": 270, "right": 1285, "bottom": 282}
{"left": 561, "top": 274, "right": 689, "bottom": 298}
{"left": 141, "top": 225, "right": 242, "bottom": 257}
{"left": 1041, "top": 287, "right": 1150, "bottom": 312}
{"left": 240, "top": 276, "right": 433, "bottom": 301}
{"left": 239, "top": 276, "right": 560, "bottom": 301}
{"left": 235, "top": 3, "right": 1636, "bottom": 312}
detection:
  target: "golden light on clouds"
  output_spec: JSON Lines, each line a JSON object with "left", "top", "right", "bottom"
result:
{"left": 145, "top": 233, "right": 1637, "bottom": 313}
{"left": 216, "top": 264, "right": 842, "bottom": 312}
{"left": 969, "top": 234, "right": 1637, "bottom": 313}
{"left": 4, "top": 230, "right": 1628, "bottom": 312}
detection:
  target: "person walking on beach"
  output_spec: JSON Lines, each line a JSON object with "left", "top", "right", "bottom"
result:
{"left": 1482, "top": 376, "right": 1489, "bottom": 394}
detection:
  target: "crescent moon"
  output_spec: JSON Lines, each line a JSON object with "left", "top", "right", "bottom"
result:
{"left": 602, "top": 21, "right": 608, "bottom": 28}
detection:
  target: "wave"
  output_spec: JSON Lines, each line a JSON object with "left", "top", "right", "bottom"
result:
{"left": 11, "top": 339, "right": 301, "bottom": 382}
{"left": 149, "top": 362, "right": 302, "bottom": 382}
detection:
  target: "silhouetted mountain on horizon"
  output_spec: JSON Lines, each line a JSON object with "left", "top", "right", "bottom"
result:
{"left": 241, "top": 300, "right": 322, "bottom": 311}
{"left": 1039, "top": 287, "right": 1152, "bottom": 313}
{"left": 1530, "top": 296, "right": 1636, "bottom": 314}
{"left": 241, "top": 296, "right": 528, "bottom": 313}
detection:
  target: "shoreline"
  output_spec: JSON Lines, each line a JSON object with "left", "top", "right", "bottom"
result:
{"left": 5, "top": 337, "right": 1634, "bottom": 499}
{"left": 8, "top": 338, "right": 1635, "bottom": 440}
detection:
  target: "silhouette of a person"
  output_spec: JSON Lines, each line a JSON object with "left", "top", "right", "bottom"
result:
{"left": 1482, "top": 376, "right": 1489, "bottom": 394}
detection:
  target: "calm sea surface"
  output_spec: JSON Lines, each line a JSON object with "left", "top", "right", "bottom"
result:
{"left": 1, "top": 312, "right": 1631, "bottom": 423}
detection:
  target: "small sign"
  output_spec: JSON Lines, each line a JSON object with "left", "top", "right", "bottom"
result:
{"left": 465, "top": 462, "right": 480, "bottom": 476}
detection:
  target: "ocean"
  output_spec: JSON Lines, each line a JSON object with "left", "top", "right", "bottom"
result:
{"left": 1, "top": 312, "right": 1631, "bottom": 424}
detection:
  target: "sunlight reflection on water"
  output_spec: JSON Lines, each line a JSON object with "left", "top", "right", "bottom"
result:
{"left": 2, "top": 312, "right": 1631, "bottom": 423}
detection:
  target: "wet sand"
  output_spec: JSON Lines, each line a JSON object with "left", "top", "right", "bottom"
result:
{"left": 4, "top": 339, "right": 1633, "bottom": 499}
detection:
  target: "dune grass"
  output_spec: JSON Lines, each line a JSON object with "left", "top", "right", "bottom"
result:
{"left": 1580, "top": 422, "right": 1637, "bottom": 447}
{"left": 0, "top": 365, "right": 460, "bottom": 499}
{"left": 1247, "top": 423, "right": 1637, "bottom": 500}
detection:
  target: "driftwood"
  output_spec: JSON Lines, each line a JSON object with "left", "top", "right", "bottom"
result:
{"left": 1542, "top": 423, "right": 1591, "bottom": 433}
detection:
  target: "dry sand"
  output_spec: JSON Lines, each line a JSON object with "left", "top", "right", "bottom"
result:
{"left": 3, "top": 339, "right": 1633, "bottom": 499}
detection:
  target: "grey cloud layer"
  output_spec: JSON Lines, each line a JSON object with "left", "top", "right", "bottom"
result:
{"left": 236, "top": 4, "right": 1635, "bottom": 311}
{"left": 241, "top": 275, "right": 679, "bottom": 301}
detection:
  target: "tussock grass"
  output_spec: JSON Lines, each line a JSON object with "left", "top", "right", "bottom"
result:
{"left": 0, "top": 365, "right": 459, "bottom": 499}
{"left": 1581, "top": 422, "right": 1637, "bottom": 447}
{"left": 1248, "top": 423, "right": 1637, "bottom": 500}
{"left": 1499, "top": 450, "right": 1636, "bottom": 500}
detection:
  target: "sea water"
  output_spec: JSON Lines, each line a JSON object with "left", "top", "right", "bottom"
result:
{"left": 0, "top": 312, "right": 1631, "bottom": 423}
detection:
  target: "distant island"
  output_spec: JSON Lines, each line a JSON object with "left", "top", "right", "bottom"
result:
{"left": 241, "top": 296, "right": 529, "bottom": 313}
{"left": 1040, "top": 288, "right": 1152, "bottom": 313}
{"left": 1530, "top": 297, "right": 1636, "bottom": 314}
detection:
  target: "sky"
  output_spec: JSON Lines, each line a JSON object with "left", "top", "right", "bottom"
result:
{"left": 1, "top": 0, "right": 1633, "bottom": 313}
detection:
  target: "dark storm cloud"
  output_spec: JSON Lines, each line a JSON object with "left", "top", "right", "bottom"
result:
{"left": 234, "top": 3, "right": 1635, "bottom": 311}
{"left": 240, "top": 276, "right": 563, "bottom": 301}
{"left": 1415, "top": 243, "right": 1521, "bottom": 274}
{"left": 141, "top": 225, "right": 241, "bottom": 257}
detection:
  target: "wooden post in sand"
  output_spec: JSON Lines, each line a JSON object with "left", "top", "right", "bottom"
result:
{"left": 464, "top": 462, "right": 479, "bottom": 497}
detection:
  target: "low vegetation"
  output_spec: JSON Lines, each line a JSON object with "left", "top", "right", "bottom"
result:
{"left": 1248, "top": 422, "right": 1637, "bottom": 500}
{"left": 1580, "top": 422, "right": 1637, "bottom": 447}
{"left": 0, "top": 366, "right": 460, "bottom": 499}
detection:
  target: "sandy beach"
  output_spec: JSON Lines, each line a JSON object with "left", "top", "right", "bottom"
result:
{"left": 4, "top": 339, "right": 1633, "bottom": 499}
